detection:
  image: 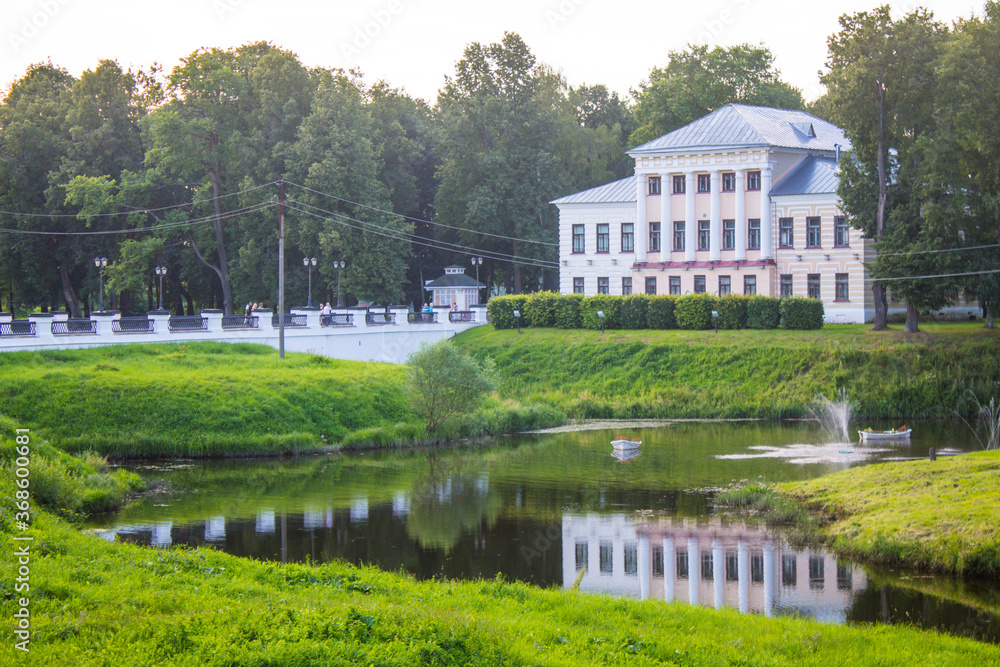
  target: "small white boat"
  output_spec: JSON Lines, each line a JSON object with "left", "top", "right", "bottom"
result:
{"left": 858, "top": 428, "right": 911, "bottom": 442}
{"left": 611, "top": 449, "right": 641, "bottom": 462}
{"left": 611, "top": 439, "right": 642, "bottom": 450}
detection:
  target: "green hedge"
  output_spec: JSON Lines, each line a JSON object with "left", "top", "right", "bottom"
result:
{"left": 620, "top": 294, "right": 649, "bottom": 329}
{"left": 554, "top": 293, "right": 584, "bottom": 329}
{"left": 524, "top": 292, "right": 559, "bottom": 327}
{"left": 487, "top": 295, "right": 528, "bottom": 330}
{"left": 717, "top": 294, "right": 749, "bottom": 330}
{"left": 747, "top": 296, "right": 781, "bottom": 330}
{"left": 647, "top": 295, "right": 677, "bottom": 329}
{"left": 581, "top": 295, "right": 622, "bottom": 330}
{"left": 781, "top": 296, "right": 825, "bottom": 329}
{"left": 675, "top": 293, "right": 717, "bottom": 330}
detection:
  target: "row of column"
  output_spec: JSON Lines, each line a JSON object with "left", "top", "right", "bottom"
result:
{"left": 634, "top": 167, "right": 773, "bottom": 263}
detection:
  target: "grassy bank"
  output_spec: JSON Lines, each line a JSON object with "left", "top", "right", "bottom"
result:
{"left": 456, "top": 322, "right": 1000, "bottom": 419}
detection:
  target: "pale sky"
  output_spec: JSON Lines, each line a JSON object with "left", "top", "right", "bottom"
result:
{"left": 2, "top": 0, "right": 987, "bottom": 104}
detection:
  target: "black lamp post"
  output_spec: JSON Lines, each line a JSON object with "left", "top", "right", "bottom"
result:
{"left": 513, "top": 309, "right": 521, "bottom": 334}
{"left": 94, "top": 257, "right": 108, "bottom": 311}
{"left": 712, "top": 309, "right": 719, "bottom": 334}
{"left": 303, "top": 257, "right": 317, "bottom": 308}
{"left": 598, "top": 310, "right": 605, "bottom": 333}
{"left": 471, "top": 256, "right": 483, "bottom": 304}
{"left": 334, "top": 260, "right": 345, "bottom": 307}
{"left": 154, "top": 265, "right": 167, "bottom": 310}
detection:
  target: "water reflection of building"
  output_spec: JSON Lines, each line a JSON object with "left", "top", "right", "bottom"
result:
{"left": 562, "top": 513, "right": 865, "bottom": 621}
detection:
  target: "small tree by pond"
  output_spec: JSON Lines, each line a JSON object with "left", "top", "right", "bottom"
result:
{"left": 406, "top": 340, "right": 495, "bottom": 434}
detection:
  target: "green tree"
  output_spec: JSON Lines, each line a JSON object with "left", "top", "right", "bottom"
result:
{"left": 406, "top": 340, "right": 495, "bottom": 434}
{"left": 630, "top": 44, "right": 803, "bottom": 146}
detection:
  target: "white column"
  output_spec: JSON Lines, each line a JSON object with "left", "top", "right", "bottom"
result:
{"left": 687, "top": 537, "right": 699, "bottom": 605}
{"left": 735, "top": 168, "right": 746, "bottom": 261}
{"left": 638, "top": 536, "right": 650, "bottom": 600}
{"left": 663, "top": 537, "right": 676, "bottom": 603}
{"left": 737, "top": 540, "right": 750, "bottom": 614}
{"left": 659, "top": 173, "right": 671, "bottom": 257}
{"left": 763, "top": 541, "right": 776, "bottom": 618}
{"left": 709, "top": 171, "right": 721, "bottom": 261}
{"left": 760, "top": 166, "right": 773, "bottom": 259}
{"left": 684, "top": 173, "right": 696, "bottom": 262}
{"left": 635, "top": 174, "right": 648, "bottom": 262}
{"left": 712, "top": 538, "right": 724, "bottom": 609}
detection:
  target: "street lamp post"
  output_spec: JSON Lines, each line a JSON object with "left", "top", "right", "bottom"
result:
{"left": 154, "top": 266, "right": 167, "bottom": 310}
{"left": 470, "top": 256, "right": 483, "bottom": 304}
{"left": 334, "top": 261, "right": 345, "bottom": 307}
{"left": 303, "top": 257, "right": 317, "bottom": 308}
{"left": 93, "top": 257, "right": 108, "bottom": 312}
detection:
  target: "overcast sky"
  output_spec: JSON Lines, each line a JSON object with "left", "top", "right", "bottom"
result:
{"left": 2, "top": 0, "right": 987, "bottom": 104}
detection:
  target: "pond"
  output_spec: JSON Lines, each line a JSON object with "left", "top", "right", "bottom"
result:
{"left": 87, "top": 420, "right": 1000, "bottom": 644}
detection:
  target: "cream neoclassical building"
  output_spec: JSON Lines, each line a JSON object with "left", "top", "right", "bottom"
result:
{"left": 553, "top": 104, "right": 874, "bottom": 323}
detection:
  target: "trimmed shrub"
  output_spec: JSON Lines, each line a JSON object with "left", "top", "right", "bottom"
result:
{"left": 581, "top": 295, "right": 622, "bottom": 330}
{"left": 524, "top": 292, "right": 560, "bottom": 328}
{"left": 647, "top": 295, "right": 677, "bottom": 329}
{"left": 554, "top": 293, "right": 584, "bottom": 329}
{"left": 781, "top": 296, "right": 825, "bottom": 329}
{"left": 717, "top": 294, "right": 749, "bottom": 330}
{"left": 620, "top": 294, "right": 649, "bottom": 329}
{"left": 675, "top": 293, "right": 717, "bottom": 330}
{"left": 487, "top": 295, "right": 528, "bottom": 330}
{"left": 747, "top": 295, "right": 781, "bottom": 329}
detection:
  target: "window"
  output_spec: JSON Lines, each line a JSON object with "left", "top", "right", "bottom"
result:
{"left": 648, "top": 176, "right": 661, "bottom": 195}
{"left": 780, "top": 274, "right": 793, "bottom": 297}
{"left": 719, "top": 275, "right": 731, "bottom": 296}
{"left": 807, "top": 274, "right": 820, "bottom": 299}
{"left": 597, "top": 277, "right": 609, "bottom": 295}
{"left": 597, "top": 223, "right": 610, "bottom": 253}
{"left": 837, "top": 562, "right": 853, "bottom": 591}
{"left": 600, "top": 541, "right": 613, "bottom": 574}
{"left": 747, "top": 170, "right": 761, "bottom": 191}
{"left": 649, "top": 222, "right": 661, "bottom": 252}
{"left": 672, "top": 175, "right": 686, "bottom": 194}
{"left": 621, "top": 223, "right": 634, "bottom": 252}
{"left": 779, "top": 218, "right": 794, "bottom": 248}
{"left": 835, "top": 216, "right": 850, "bottom": 246}
{"left": 744, "top": 275, "right": 757, "bottom": 295}
{"left": 806, "top": 217, "right": 821, "bottom": 248}
{"left": 697, "top": 174, "right": 711, "bottom": 193}
{"left": 722, "top": 172, "right": 736, "bottom": 192}
{"left": 645, "top": 277, "right": 656, "bottom": 295}
{"left": 624, "top": 543, "right": 638, "bottom": 576}
{"left": 723, "top": 219, "right": 735, "bottom": 250}
{"left": 698, "top": 220, "right": 710, "bottom": 251}
{"left": 835, "top": 273, "right": 849, "bottom": 301}
{"left": 747, "top": 219, "right": 761, "bottom": 250}
{"left": 694, "top": 275, "right": 706, "bottom": 293}
{"left": 669, "top": 276, "right": 681, "bottom": 295}
{"left": 726, "top": 552, "right": 739, "bottom": 581}
{"left": 572, "top": 224, "right": 585, "bottom": 253}
{"left": 575, "top": 542, "right": 588, "bottom": 571}
{"left": 701, "top": 551, "right": 714, "bottom": 580}
{"left": 673, "top": 222, "right": 685, "bottom": 251}
{"left": 782, "top": 554, "right": 797, "bottom": 587}
{"left": 622, "top": 277, "right": 632, "bottom": 295}
{"left": 676, "top": 550, "right": 689, "bottom": 579}
{"left": 573, "top": 277, "right": 584, "bottom": 294}
{"left": 652, "top": 547, "right": 664, "bottom": 576}
{"left": 809, "top": 556, "right": 825, "bottom": 591}
{"left": 751, "top": 553, "right": 764, "bottom": 582}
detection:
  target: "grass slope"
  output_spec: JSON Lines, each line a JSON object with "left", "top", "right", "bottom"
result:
{"left": 780, "top": 450, "right": 1000, "bottom": 577}
{"left": 456, "top": 323, "right": 1000, "bottom": 419}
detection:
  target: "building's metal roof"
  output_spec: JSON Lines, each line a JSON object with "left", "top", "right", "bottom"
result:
{"left": 629, "top": 104, "right": 849, "bottom": 155}
{"left": 770, "top": 156, "right": 840, "bottom": 196}
{"left": 425, "top": 274, "right": 484, "bottom": 289}
{"left": 551, "top": 175, "right": 637, "bottom": 205}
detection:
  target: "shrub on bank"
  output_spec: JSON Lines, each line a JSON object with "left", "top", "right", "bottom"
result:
{"left": 717, "top": 294, "right": 749, "bottom": 329}
{"left": 781, "top": 296, "right": 825, "bottom": 330}
{"left": 747, "top": 295, "right": 781, "bottom": 329}
{"left": 620, "top": 294, "right": 649, "bottom": 329}
{"left": 647, "top": 295, "right": 677, "bottom": 329}
{"left": 486, "top": 295, "right": 528, "bottom": 330}
{"left": 554, "top": 293, "right": 583, "bottom": 329}
{"left": 581, "top": 295, "right": 621, "bottom": 330}
{"left": 523, "top": 291, "right": 559, "bottom": 328}
{"left": 675, "top": 293, "right": 717, "bottom": 330}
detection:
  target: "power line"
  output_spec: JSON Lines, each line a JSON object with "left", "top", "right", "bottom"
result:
{"left": 283, "top": 180, "right": 560, "bottom": 248}
{"left": 878, "top": 269, "right": 1000, "bottom": 281}
{"left": 877, "top": 243, "right": 1000, "bottom": 257}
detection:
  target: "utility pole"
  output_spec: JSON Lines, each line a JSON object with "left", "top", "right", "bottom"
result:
{"left": 278, "top": 180, "right": 285, "bottom": 359}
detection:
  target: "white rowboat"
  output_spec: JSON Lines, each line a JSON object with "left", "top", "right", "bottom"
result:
{"left": 611, "top": 439, "right": 642, "bottom": 451}
{"left": 858, "top": 429, "right": 911, "bottom": 442}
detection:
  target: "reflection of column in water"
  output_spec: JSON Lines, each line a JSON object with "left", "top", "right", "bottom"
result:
{"left": 737, "top": 540, "right": 750, "bottom": 614}
{"left": 712, "top": 538, "right": 724, "bottom": 609}
{"left": 763, "top": 541, "right": 776, "bottom": 618}
{"left": 255, "top": 509, "right": 275, "bottom": 534}
{"left": 638, "top": 536, "right": 650, "bottom": 600}
{"left": 204, "top": 515, "right": 226, "bottom": 543}
{"left": 663, "top": 537, "right": 676, "bottom": 603}
{"left": 303, "top": 509, "right": 324, "bottom": 530}
{"left": 152, "top": 521, "right": 172, "bottom": 547}
{"left": 688, "top": 537, "right": 699, "bottom": 605}
{"left": 392, "top": 491, "right": 409, "bottom": 518}
{"left": 350, "top": 497, "right": 369, "bottom": 522}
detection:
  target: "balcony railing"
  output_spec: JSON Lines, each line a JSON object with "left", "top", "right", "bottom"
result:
{"left": 168, "top": 316, "right": 208, "bottom": 332}
{"left": 112, "top": 318, "right": 154, "bottom": 334}
{"left": 222, "top": 315, "right": 259, "bottom": 329}
{"left": 321, "top": 313, "right": 354, "bottom": 326}
{"left": 52, "top": 319, "right": 97, "bottom": 335}
{"left": 0, "top": 321, "right": 36, "bottom": 336}
{"left": 365, "top": 312, "right": 394, "bottom": 325}
{"left": 449, "top": 311, "right": 475, "bottom": 323}
{"left": 408, "top": 312, "right": 437, "bottom": 324}
{"left": 271, "top": 314, "right": 307, "bottom": 327}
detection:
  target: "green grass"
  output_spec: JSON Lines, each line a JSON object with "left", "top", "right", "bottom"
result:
{"left": 456, "top": 322, "right": 1000, "bottom": 419}
{"left": 778, "top": 450, "right": 1000, "bottom": 577}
